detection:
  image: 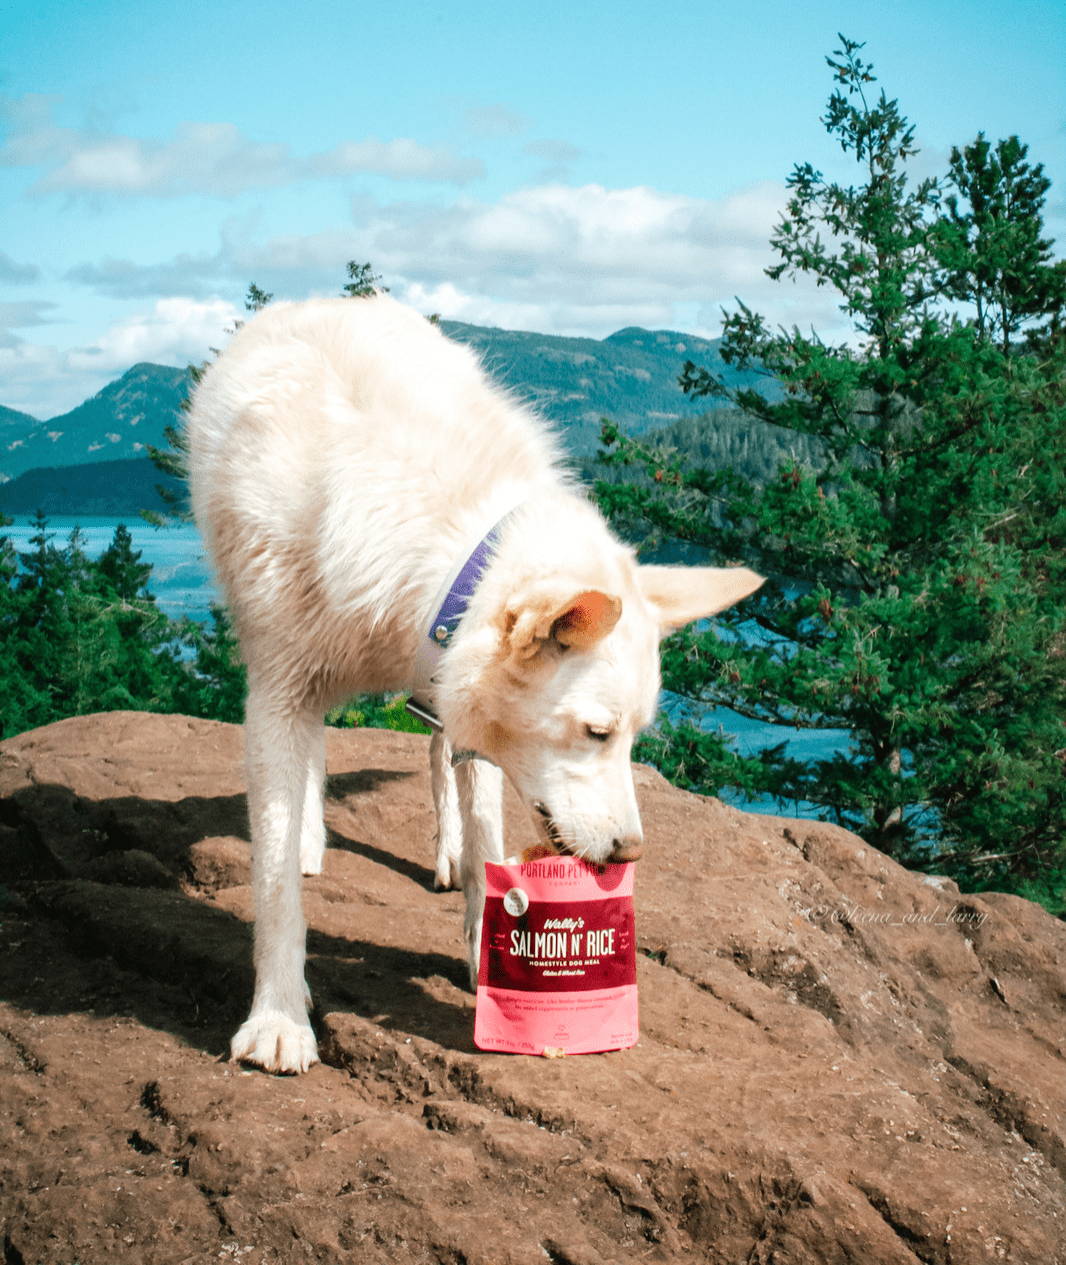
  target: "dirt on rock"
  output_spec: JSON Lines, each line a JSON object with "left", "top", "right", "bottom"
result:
{"left": 1, "top": 710, "right": 1064, "bottom": 1265}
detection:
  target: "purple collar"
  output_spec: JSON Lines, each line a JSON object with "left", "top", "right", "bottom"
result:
{"left": 406, "top": 510, "right": 516, "bottom": 731}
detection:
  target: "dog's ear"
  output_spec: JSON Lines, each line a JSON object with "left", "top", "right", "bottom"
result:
{"left": 504, "top": 586, "right": 622, "bottom": 659}
{"left": 637, "top": 565, "right": 764, "bottom": 633}
{"left": 551, "top": 589, "right": 623, "bottom": 650}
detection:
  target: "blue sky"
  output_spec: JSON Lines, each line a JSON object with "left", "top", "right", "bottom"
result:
{"left": 2, "top": 0, "right": 1064, "bottom": 417}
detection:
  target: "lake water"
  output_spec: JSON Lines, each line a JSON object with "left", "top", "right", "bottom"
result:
{"left": 3, "top": 513, "right": 849, "bottom": 820}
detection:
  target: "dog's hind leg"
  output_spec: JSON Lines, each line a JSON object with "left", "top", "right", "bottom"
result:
{"left": 231, "top": 682, "right": 320, "bottom": 1074}
{"left": 456, "top": 757, "right": 505, "bottom": 989}
{"left": 300, "top": 721, "right": 326, "bottom": 877}
{"left": 430, "top": 730, "right": 462, "bottom": 890}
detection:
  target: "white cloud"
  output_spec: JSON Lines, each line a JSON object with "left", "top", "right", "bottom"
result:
{"left": 37, "top": 123, "right": 292, "bottom": 197}
{"left": 363, "top": 181, "right": 845, "bottom": 337}
{"left": 357, "top": 182, "right": 783, "bottom": 296}
{"left": 311, "top": 138, "right": 483, "bottom": 184}
{"left": 60, "top": 178, "right": 849, "bottom": 342}
{"left": 0, "top": 298, "right": 240, "bottom": 418}
{"left": 397, "top": 279, "right": 678, "bottom": 337}
{"left": 0, "top": 94, "right": 485, "bottom": 196}
{"left": 67, "top": 297, "right": 240, "bottom": 373}
{"left": 0, "top": 327, "right": 92, "bottom": 418}
{"left": 27, "top": 177, "right": 858, "bottom": 416}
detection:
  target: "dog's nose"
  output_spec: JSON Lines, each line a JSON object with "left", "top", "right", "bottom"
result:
{"left": 609, "top": 837, "right": 643, "bottom": 863}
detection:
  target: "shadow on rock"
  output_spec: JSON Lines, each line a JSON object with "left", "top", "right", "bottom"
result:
{"left": 1, "top": 772, "right": 471, "bottom": 1062}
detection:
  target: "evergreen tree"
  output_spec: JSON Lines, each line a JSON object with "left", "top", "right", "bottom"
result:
{"left": 245, "top": 282, "right": 274, "bottom": 312}
{"left": 172, "top": 604, "right": 247, "bottom": 723}
{"left": 87, "top": 524, "right": 183, "bottom": 712}
{"left": 341, "top": 260, "right": 388, "bottom": 298}
{"left": 933, "top": 134, "right": 1066, "bottom": 353}
{"left": 597, "top": 36, "right": 1066, "bottom": 899}
{"left": 96, "top": 523, "right": 153, "bottom": 601}
{"left": 0, "top": 513, "right": 40, "bottom": 737}
{"left": 11, "top": 511, "right": 81, "bottom": 727}
{"left": 0, "top": 515, "right": 192, "bottom": 733}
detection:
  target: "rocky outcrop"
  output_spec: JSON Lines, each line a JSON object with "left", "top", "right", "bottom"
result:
{"left": 1, "top": 711, "right": 1063, "bottom": 1265}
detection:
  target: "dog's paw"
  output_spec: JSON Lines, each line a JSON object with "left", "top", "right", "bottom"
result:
{"left": 434, "top": 854, "right": 463, "bottom": 890}
{"left": 300, "top": 843, "right": 325, "bottom": 876}
{"left": 230, "top": 1012, "right": 319, "bottom": 1074}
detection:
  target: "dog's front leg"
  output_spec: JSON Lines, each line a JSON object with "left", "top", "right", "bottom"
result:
{"left": 232, "top": 687, "right": 320, "bottom": 1074}
{"left": 299, "top": 721, "right": 326, "bottom": 876}
{"left": 430, "top": 730, "right": 462, "bottom": 890}
{"left": 456, "top": 757, "right": 504, "bottom": 989}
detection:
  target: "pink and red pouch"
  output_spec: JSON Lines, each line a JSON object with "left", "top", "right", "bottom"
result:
{"left": 474, "top": 856, "right": 638, "bottom": 1055}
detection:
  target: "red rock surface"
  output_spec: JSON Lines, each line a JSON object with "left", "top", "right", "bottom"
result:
{"left": 1, "top": 710, "right": 1064, "bottom": 1264}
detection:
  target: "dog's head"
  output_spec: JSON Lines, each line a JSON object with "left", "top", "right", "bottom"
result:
{"left": 439, "top": 550, "right": 764, "bottom": 864}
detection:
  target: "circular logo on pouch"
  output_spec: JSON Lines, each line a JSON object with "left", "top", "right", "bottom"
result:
{"left": 503, "top": 887, "right": 529, "bottom": 917}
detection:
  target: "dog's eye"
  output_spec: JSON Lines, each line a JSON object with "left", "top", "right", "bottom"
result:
{"left": 586, "top": 725, "right": 611, "bottom": 743}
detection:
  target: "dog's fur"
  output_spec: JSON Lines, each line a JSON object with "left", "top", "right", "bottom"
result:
{"left": 186, "top": 295, "right": 763, "bottom": 1073}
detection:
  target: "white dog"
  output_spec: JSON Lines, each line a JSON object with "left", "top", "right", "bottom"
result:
{"left": 186, "top": 295, "right": 762, "bottom": 1074}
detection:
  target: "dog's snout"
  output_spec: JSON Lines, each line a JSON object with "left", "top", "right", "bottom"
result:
{"left": 609, "top": 836, "right": 643, "bottom": 863}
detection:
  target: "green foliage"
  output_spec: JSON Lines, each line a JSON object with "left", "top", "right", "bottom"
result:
{"left": 326, "top": 694, "right": 431, "bottom": 735}
{"left": 3, "top": 253, "right": 423, "bottom": 740}
{"left": 0, "top": 456, "right": 187, "bottom": 518}
{"left": 932, "top": 134, "right": 1066, "bottom": 353}
{"left": 245, "top": 282, "right": 274, "bottom": 312}
{"left": 598, "top": 35, "right": 1066, "bottom": 903}
{"left": 0, "top": 512, "right": 37, "bottom": 732}
{"left": 142, "top": 422, "right": 191, "bottom": 527}
{"left": 0, "top": 512, "right": 190, "bottom": 736}
{"left": 583, "top": 406, "right": 827, "bottom": 536}
{"left": 1002, "top": 869, "right": 1066, "bottom": 920}
{"left": 341, "top": 260, "right": 389, "bottom": 298}
{"left": 0, "top": 511, "right": 430, "bottom": 742}
{"left": 0, "top": 513, "right": 255, "bottom": 737}
{"left": 171, "top": 605, "right": 247, "bottom": 724}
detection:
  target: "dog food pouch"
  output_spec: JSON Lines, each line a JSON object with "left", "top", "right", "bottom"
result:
{"left": 474, "top": 856, "right": 638, "bottom": 1055}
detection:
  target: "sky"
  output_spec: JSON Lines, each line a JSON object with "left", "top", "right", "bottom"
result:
{"left": 2, "top": 0, "right": 1064, "bottom": 419}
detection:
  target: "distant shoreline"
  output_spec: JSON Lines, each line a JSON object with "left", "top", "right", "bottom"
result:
{"left": 0, "top": 455, "right": 186, "bottom": 517}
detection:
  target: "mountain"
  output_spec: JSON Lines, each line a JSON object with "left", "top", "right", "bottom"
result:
{"left": 442, "top": 320, "right": 771, "bottom": 453}
{"left": 0, "top": 363, "right": 192, "bottom": 483}
{"left": 0, "top": 404, "right": 38, "bottom": 431}
{"left": 0, "top": 404, "right": 41, "bottom": 473}
{"left": 0, "top": 318, "right": 777, "bottom": 513}
{"left": 0, "top": 456, "right": 186, "bottom": 516}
